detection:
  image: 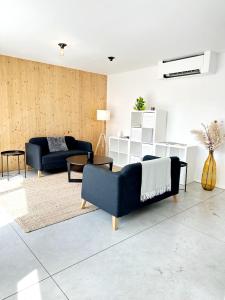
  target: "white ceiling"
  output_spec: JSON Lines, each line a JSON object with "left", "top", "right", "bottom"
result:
{"left": 1, "top": 0, "right": 225, "bottom": 74}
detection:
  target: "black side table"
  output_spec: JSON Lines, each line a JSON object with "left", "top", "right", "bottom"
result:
{"left": 180, "top": 161, "right": 188, "bottom": 192}
{"left": 1, "top": 150, "right": 26, "bottom": 180}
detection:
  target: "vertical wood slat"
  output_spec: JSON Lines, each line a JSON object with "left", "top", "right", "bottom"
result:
{"left": 0, "top": 55, "right": 107, "bottom": 172}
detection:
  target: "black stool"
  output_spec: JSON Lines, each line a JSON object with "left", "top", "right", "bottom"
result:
{"left": 180, "top": 161, "right": 188, "bottom": 192}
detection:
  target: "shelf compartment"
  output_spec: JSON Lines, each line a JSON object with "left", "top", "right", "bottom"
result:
{"left": 118, "top": 153, "right": 129, "bottom": 166}
{"left": 155, "top": 145, "right": 168, "bottom": 157}
{"left": 131, "top": 111, "right": 142, "bottom": 128}
{"left": 142, "top": 112, "right": 155, "bottom": 128}
{"left": 131, "top": 128, "right": 142, "bottom": 142}
{"left": 109, "top": 138, "right": 119, "bottom": 152}
{"left": 130, "top": 141, "right": 142, "bottom": 157}
{"left": 119, "top": 139, "right": 129, "bottom": 154}
{"left": 142, "top": 128, "right": 154, "bottom": 144}
{"left": 169, "top": 147, "right": 186, "bottom": 161}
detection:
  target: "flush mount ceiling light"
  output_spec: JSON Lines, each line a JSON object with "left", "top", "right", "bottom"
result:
{"left": 108, "top": 56, "right": 115, "bottom": 61}
{"left": 58, "top": 43, "right": 67, "bottom": 56}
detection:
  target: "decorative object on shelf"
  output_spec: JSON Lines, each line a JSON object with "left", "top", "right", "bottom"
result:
{"left": 151, "top": 107, "right": 155, "bottom": 111}
{"left": 95, "top": 109, "right": 111, "bottom": 155}
{"left": 192, "top": 120, "right": 225, "bottom": 191}
{"left": 133, "top": 97, "right": 146, "bottom": 111}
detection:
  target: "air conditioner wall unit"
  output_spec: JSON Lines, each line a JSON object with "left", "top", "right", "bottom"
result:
{"left": 158, "top": 50, "right": 216, "bottom": 79}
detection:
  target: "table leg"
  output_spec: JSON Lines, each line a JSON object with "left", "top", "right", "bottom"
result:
{"left": 185, "top": 165, "right": 188, "bottom": 192}
{"left": 7, "top": 156, "right": 9, "bottom": 181}
{"left": 24, "top": 154, "right": 26, "bottom": 178}
{"left": 18, "top": 156, "right": 20, "bottom": 174}
{"left": 67, "top": 162, "right": 82, "bottom": 183}
{"left": 67, "top": 162, "right": 71, "bottom": 182}
{"left": 109, "top": 162, "right": 113, "bottom": 171}
{"left": 1, "top": 155, "right": 3, "bottom": 177}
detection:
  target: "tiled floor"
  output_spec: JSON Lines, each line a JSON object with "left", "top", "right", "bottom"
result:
{"left": 1, "top": 172, "right": 225, "bottom": 300}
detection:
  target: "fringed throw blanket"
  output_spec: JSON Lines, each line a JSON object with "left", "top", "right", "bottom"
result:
{"left": 140, "top": 158, "right": 171, "bottom": 202}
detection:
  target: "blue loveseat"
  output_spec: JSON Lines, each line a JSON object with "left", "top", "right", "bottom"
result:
{"left": 81, "top": 155, "right": 180, "bottom": 230}
{"left": 25, "top": 136, "right": 92, "bottom": 176}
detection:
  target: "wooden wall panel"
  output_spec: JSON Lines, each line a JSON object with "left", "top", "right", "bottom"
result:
{"left": 0, "top": 55, "right": 107, "bottom": 171}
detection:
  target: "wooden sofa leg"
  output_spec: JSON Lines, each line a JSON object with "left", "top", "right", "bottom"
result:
{"left": 81, "top": 200, "right": 87, "bottom": 209}
{"left": 112, "top": 216, "right": 119, "bottom": 231}
{"left": 173, "top": 195, "right": 178, "bottom": 202}
{"left": 37, "top": 170, "right": 42, "bottom": 178}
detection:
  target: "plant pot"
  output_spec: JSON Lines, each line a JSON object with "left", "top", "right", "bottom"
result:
{"left": 201, "top": 150, "right": 216, "bottom": 191}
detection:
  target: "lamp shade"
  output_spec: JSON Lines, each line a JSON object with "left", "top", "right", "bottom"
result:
{"left": 97, "top": 110, "right": 110, "bottom": 121}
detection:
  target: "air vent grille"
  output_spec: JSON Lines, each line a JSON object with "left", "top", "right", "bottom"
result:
{"left": 163, "top": 69, "right": 200, "bottom": 78}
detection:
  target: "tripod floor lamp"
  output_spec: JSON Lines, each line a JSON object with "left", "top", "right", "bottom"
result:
{"left": 95, "top": 109, "right": 110, "bottom": 155}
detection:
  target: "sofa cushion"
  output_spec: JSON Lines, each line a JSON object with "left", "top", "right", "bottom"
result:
{"left": 47, "top": 136, "right": 68, "bottom": 152}
{"left": 42, "top": 150, "right": 88, "bottom": 165}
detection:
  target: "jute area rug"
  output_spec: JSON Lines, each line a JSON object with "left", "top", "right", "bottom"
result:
{"left": 0, "top": 172, "right": 96, "bottom": 233}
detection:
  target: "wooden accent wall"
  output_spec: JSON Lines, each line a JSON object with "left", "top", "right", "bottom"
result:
{"left": 0, "top": 55, "right": 107, "bottom": 171}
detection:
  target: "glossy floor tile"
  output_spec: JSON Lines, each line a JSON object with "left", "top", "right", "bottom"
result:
{"left": 4, "top": 278, "right": 67, "bottom": 300}
{"left": 0, "top": 222, "right": 48, "bottom": 299}
{"left": 12, "top": 206, "right": 166, "bottom": 275}
{"left": 54, "top": 220, "right": 225, "bottom": 300}
{"left": 172, "top": 191, "right": 225, "bottom": 243}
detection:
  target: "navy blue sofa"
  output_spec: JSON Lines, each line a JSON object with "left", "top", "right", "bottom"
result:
{"left": 25, "top": 136, "right": 92, "bottom": 176}
{"left": 81, "top": 155, "right": 180, "bottom": 230}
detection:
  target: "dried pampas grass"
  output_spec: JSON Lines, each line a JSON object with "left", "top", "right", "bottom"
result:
{"left": 191, "top": 120, "right": 225, "bottom": 151}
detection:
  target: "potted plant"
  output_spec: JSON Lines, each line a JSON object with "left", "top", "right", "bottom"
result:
{"left": 192, "top": 121, "right": 225, "bottom": 190}
{"left": 133, "top": 97, "right": 146, "bottom": 111}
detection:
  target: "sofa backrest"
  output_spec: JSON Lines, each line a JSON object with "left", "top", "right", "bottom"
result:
{"left": 29, "top": 137, "right": 49, "bottom": 155}
{"left": 143, "top": 156, "right": 180, "bottom": 194}
{"left": 65, "top": 136, "right": 78, "bottom": 149}
{"left": 120, "top": 156, "right": 181, "bottom": 196}
{"left": 29, "top": 136, "right": 77, "bottom": 154}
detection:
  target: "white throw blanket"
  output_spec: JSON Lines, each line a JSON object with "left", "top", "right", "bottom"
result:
{"left": 140, "top": 158, "right": 171, "bottom": 202}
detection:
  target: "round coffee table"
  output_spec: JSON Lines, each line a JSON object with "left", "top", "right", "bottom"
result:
{"left": 1, "top": 150, "right": 26, "bottom": 180}
{"left": 66, "top": 155, "right": 113, "bottom": 182}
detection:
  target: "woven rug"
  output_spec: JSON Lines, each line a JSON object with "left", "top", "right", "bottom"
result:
{"left": 0, "top": 172, "right": 96, "bottom": 232}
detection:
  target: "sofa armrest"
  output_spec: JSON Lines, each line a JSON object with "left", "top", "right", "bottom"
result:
{"left": 81, "top": 164, "right": 120, "bottom": 217}
{"left": 82, "top": 162, "right": 142, "bottom": 217}
{"left": 76, "top": 140, "right": 92, "bottom": 152}
{"left": 25, "top": 143, "right": 42, "bottom": 170}
{"left": 169, "top": 157, "right": 181, "bottom": 195}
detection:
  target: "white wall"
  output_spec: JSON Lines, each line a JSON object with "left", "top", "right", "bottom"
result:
{"left": 107, "top": 52, "right": 225, "bottom": 188}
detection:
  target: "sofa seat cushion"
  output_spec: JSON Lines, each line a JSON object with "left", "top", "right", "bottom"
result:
{"left": 42, "top": 150, "right": 88, "bottom": 165}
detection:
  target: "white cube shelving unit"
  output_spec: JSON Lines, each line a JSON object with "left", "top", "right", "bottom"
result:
{"left": 130, "top": 110, "right": 167, "bottom": 163}
{"left": 109, "top": 110, "right": 167, "bottom": 167}
{"left": 108, "top": 110, "right": 197, "bottom": 188}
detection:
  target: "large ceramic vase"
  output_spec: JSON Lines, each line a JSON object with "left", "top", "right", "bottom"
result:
{"left": 201, "top": 150, "right": 216, "bottom": 191}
